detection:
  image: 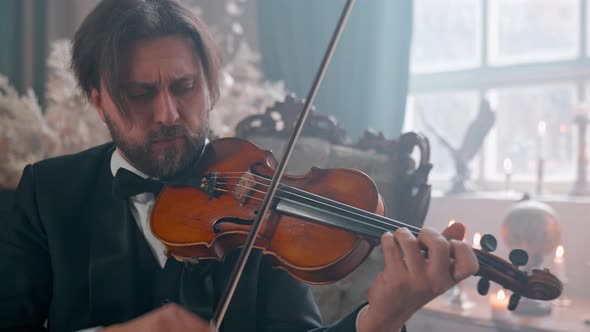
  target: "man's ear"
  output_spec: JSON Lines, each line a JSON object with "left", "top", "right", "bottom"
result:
{"left": 90, "top": 88, "right": 106, "bottom": 123}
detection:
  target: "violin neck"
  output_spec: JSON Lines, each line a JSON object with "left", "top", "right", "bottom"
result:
{"left": 273, "top": 184, "right": 421, "bottom": 241}
{"left": 272, "top": 185, "right": 512, "bottom": 278}
{"left": 271, "top": 185, "right": 540, "bottom": 297}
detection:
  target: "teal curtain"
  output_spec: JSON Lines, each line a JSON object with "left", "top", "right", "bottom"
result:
{"left": 256, "top": 0, "right": 413, "bottom": 140}
{"left": 0, "top": 0, "right": 47, "bottom": 102}
{"left": 0, "top": 1, "right": 24, "bottom": 92}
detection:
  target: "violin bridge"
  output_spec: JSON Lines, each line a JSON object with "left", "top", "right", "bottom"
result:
{"left": 200, "top": 173, "right": 218, "bottom": 199}
{"left": 233, "top": 172, "right": 256, "bottom": 205}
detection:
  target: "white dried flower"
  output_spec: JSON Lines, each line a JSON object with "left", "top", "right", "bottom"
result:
{"left": 0, "top": 75, "right": 59, "bottom": 188}
{"left": 44, "top": 39, "right": 111, "bottom": 156}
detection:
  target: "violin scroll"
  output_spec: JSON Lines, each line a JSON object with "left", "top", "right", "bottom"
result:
{"left": 473, "top": 234, "right": 562, "bottom": 310}
{"left": 524, "top": 269, "right": 563, "bottom": 301}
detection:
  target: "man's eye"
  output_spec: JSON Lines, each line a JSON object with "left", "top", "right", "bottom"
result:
{"left": 127, "top": 89, "right": 153, "bottom": 100}
{"left": 172, "top": 81, "right": 195, "bottom": 95}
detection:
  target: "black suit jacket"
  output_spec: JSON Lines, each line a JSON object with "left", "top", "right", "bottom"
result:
{"left": 0, "top": 143, "right": 363, "bottom": 332}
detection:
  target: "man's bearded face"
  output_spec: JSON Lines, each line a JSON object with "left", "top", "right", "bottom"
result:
{"left": 93, "top": 35, "right": 211, "bottom": 178}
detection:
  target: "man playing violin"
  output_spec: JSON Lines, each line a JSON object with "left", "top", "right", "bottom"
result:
{"left": 0, "top": 0, "right": 479, "bottom": 331}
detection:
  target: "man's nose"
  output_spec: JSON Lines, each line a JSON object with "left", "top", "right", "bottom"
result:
{"left": 153, "top": 90, "right": 180, "bottom": 124}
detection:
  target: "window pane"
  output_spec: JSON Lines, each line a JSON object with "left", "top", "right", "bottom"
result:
{"left": 405, "top": 91, "right": 480, "bottom": 180}
{"left": 491, "top": 84, "right": 576, "bottom": 180}
{"left": 411, "top": 0, "right": 482, "bottom": 73}
{"left": 489, "top": 0, "right": 579, "bottom": 65}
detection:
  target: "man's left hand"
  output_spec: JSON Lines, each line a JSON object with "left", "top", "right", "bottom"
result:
{"left": 357, "top": 222, "right": 479, "bottom": 332}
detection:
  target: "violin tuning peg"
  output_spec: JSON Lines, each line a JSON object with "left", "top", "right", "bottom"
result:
{"left": 477, "top": 278, "right": 490, "bottom": 296}
{"left": 508, "top": 293, "right": 521, "bottom": 311}
{"left": 480, "top": 234, "right": 497, "bottom": 253}
{"left": 509, "top": 249, "right": 529, "bottom": 267}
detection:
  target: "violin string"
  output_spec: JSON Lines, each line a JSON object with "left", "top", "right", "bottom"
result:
{"left": 211, "top": 174, "right": 505, "bottom": 269}
{"left": 211, "top": 176, "right": 507, "bottom": 272}
{"left": 214, "top": 179, "right": 417, "bottom": 237}
{"left": 165, "top": 193, "right": 503, "bottom": 275}
{"left": 194, "top": 188, "right": 503, "bottom": 272}
{"left": 210, "top": 179, "right": 502, "bottom": 273}
{"left": 188, "top": 172, "right": 515, "bottom": 275}
{"left": 216, "top": 172, "right": 494, "bottom": 245}
{"left": 169, "top": 183, "right": 511, "bottom": 276}
{"left": 165, "top": 186, "right": 395, "bottom": 240}
{"left": 214, "top": 183, "right": 399, "bottom": 237}
{"left": 211, "top": 172, "right": 421, "bottom": 233}
{"left": 197, "top": 175, "right": 399, "bottom": 236}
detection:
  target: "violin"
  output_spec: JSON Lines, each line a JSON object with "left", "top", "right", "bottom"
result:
{"left": 151, "top": 137, "right": 563, "bottom": 310}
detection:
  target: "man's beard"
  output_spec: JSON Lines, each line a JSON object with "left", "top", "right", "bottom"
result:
{"left": 105, "top": 115, "right": 209, "bottom": 179}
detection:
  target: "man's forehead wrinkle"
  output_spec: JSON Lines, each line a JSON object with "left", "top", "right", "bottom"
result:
{"left": 126, "top": 61, "right": 200, "bottom": 81}
{"left": 126, "top": 73, "right": 198, "bottom": 87}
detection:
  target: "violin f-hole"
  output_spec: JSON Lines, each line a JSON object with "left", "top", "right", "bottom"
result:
{"left": 213, "top": 218, "right": 255, "bottom": 233}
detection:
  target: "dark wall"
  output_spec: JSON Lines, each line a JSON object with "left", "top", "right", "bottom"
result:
{"left": 0, "top": 0, "right": 47, "bottom": 103}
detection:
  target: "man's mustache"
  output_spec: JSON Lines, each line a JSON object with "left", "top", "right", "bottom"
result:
{"left": 149, "top": 125, "right": 191, "bottom": 141}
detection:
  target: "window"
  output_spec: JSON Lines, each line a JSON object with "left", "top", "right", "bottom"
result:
{"left": 406, "top": 91, "right": 480, "bottom": 179}
{"left": 491, "top": 84, "right": 576, "bottom": 180}
{"left": 489, "top": 0, "right": 579, "bottom": 65}
{"left": 411, "top": 0, "right": 482, "bottom": 73}
{"left": 405, "top": 0, "right": 590, "bottom": 192}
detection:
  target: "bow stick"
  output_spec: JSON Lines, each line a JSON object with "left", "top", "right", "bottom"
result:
{"left": 210, "top": 0, "right": 357, "bottom": 330}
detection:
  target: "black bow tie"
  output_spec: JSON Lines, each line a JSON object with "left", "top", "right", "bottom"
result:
{"left": 112, "top": 168, "right": 164, "bottom": 199}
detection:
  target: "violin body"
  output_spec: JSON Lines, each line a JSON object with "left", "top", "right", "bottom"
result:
{"left": 151, "top": 137, "right": 385, "bottom": 284}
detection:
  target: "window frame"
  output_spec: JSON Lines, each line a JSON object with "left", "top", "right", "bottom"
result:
{"left": 407, "top": 0, "right": 589, "bottom": 192}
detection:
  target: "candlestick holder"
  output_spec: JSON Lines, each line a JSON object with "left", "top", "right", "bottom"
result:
{"left": 504, "top": 173, "right": 512, "bottom": 193}
{"left": 444, "top": 232, "right": 476, "bottom": 311}
{"left": 552, "top": 282, "right": 571, "bottom": 307}
{"left": 552, "top": 247, "right": 571, "bottom": 307}
{"left": 444, "top": 281, "right": 475, "bottom": 311}
{"left": 536, "top": 158, "right": 544, "bottom": 196}
{"left": 536, "top": 121, "right": 546, "bottom": 196}
{"left": 571, "top": 114, "right": 590, "bottom": 196}
{"left": 503, "top": 158, "right": 512, "bottom": 194}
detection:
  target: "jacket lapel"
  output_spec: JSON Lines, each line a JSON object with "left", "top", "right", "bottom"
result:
{"left": 88, "top": 148, "right": 139, "bottom": 325}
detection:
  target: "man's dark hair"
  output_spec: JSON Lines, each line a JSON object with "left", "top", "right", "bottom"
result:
{"left": 71, "top": 0, "right": 221, "bottom": 120}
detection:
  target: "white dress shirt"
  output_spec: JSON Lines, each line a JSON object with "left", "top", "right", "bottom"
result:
{"left": 110, "top": 148, "right": 168, "bottom": 268}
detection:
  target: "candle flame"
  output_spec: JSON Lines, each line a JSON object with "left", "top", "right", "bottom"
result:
{"left": 487, "top": 93, "right": 498, "bottom": 110}
{"left": 448, "top": 219, "right": 456, "bottom": 227}
{"left": 503, "top": 158, "right": 512, "bottom": 173}
{"left": 538, "top": 121, "right": 547, "bottom": 136}
{"left": 473, "top": 232, "right": 482, "bottom": 248}
{"left": 559, "top": 124, "right": 567, "bottom": 134}
{"left": 497, "top": 289, "right": 506, "bottom": 300}
{"left": 556, "top": 245, "right": 565, "bottom": 258}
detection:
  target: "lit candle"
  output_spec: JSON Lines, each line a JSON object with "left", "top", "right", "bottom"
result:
{"left": 537, "top": 121, "right": 546, "bottom": 195}
{"left": 537, "top": 121, "right": 546, "bottom": 159}
{"left": 555, "top": 245, "right": 564, "bottom": 264}
{"left": 575, "top": 104, "right": 589, "bottom": 117}
{"left": 503, "top": 158, "right": 512, "bottom": 175}
{"left": 503, "top": 158, "right": 512, "bottom": 192}
{"left": 554, "top": 244, "right": 566, "bottom": 280}
{"left": 487, "top": 93, "right": 498, "bottom": 110}
{"left": 559, "top": 124, "right": 568, "bottom": 160}
{"left": 473, "top": 232, "right": 482, "bottom": 250}
{"left": 489, "top": 289, "right": 509, "bottom": 311}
